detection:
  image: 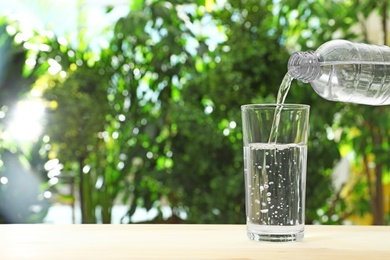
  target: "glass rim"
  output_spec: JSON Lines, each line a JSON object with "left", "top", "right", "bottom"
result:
{"left": 241, "top": 103, "right": 310, "bottom": 110}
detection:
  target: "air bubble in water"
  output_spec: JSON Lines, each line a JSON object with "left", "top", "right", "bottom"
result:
{"left": 266, "top": 192, "right": 271, "bottom": 196}
{"left": 255, "top": 199, "right": 260, "bottom": 204}
{"left": 260, "top": 209, "right": 269, "bottom": 213}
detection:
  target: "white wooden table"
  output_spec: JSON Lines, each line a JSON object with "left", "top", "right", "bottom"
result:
{"left": 1, "top": 224, "right": 389, "bottom": 259}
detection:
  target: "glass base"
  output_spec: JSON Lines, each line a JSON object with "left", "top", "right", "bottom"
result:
{"left": 247, "top": 224, "right": 304, "bottom": 242}
{"left": 248, "top": 230, "right": 304, "bottom": 242}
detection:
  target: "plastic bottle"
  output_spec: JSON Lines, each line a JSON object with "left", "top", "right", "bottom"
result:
{"left": 288, "top": 39, "right": 390, "bottom": 105}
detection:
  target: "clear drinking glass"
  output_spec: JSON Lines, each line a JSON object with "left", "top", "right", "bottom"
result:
{"left": 241, "top": 104, "right": 310, "bottom": 242}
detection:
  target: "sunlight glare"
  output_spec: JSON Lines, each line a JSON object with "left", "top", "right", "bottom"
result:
{"left": 7, "top": 99, "right": 45, "bottom": 141}
{"left": 0, "top": 177, "right": 8, "bottom": 185}
{"left": 44, "top": 191, "right": 52, "bottom": 199}
{"left": 48, "top": 58, "right": 62, "bottom": 75}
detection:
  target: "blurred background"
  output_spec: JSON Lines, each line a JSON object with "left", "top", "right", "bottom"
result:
{"left": 0, "top": 0, "right": 389, "bottom": 225}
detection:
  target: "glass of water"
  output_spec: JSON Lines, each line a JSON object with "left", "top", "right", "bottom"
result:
{"left": 241, "top": 104, "right": 310, "bottom": 242}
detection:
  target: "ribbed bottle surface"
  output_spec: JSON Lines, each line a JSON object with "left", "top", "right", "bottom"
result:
{"left": 288, "top": 40, "right": 390, "bottom": 106}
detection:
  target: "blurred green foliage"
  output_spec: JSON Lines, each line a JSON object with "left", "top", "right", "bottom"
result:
{"left": 0, "top": 0, "right": 389, "bottom": 224}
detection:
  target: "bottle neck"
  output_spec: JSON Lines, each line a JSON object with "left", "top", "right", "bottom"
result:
{"left": 287, "top": 51, "right": 322, "bottom": 83}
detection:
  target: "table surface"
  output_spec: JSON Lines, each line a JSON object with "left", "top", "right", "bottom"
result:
{"left": 1, "top": 224, "right": 390, "bottom": 259}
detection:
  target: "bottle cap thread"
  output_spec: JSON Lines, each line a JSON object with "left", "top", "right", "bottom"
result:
{"left": 288, "top": 51, "right": 322, "bottom": 83}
